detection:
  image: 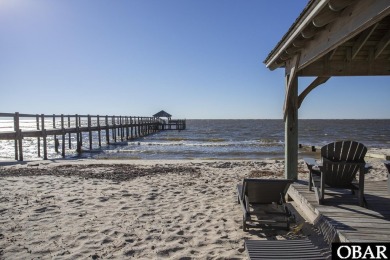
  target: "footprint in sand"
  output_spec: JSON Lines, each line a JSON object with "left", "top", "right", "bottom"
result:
{"left": 98, "top": 197, "right": 109, "bottom": 202}
{"left": 67, "top": 198, "right": 84, "bottom": 204}
{"left": 34, "top": 207, "right": 50, "bottom": 213}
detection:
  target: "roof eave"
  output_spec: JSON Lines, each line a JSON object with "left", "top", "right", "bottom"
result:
{"left": 264, "top": 0, "right": 329, "bottom": 70}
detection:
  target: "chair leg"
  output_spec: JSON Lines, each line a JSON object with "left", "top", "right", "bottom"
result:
{"left": 243, "top": 215, "right": 247, "bottom": 232}
{"left": 309, "top": 171, "right": 313, "bottom": 191}
{"left": 320, "top": 172, "right": 325, "bottom": 204}
{"left": 359, "top": 165, "right": 365, "bottom": 207}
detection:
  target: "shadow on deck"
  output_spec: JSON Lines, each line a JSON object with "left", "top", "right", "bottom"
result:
{"left": 288, "top": 180, "right": 390, "bottom": 243}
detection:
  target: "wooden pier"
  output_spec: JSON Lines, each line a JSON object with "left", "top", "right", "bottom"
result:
{"left": 0, "top": 112, "right": 186, "bottom": 161}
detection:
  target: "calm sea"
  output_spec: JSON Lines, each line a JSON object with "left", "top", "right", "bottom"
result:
{"left": 1, "top": 119, "right": 390, "bottom": 160}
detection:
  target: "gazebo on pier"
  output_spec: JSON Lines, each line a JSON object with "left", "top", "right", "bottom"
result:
{"left": 264, "top": 0, "right": 390, "bottom": 180}
{"left": 153, "top": 110, "right": 172, "bottom": 122}
{"left": 153, "top": 110, "right": 186, "bottom": 130}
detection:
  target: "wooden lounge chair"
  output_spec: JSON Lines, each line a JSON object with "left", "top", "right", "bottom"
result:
{"left": 237, "top": 178, "right": 294, "bottom": 231}
{"left": 245, "top": 239, "right": 328, "bottom": 259}
{"left": 304, "top": 141, "right": 367, "bottom": 207}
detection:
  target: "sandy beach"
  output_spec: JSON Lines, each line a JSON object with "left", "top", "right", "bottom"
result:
{"left": 0, "top": 155, "right": 388, "bottom": 259}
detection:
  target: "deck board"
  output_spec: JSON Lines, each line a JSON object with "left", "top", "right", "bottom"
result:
{"left": 288, "top": 180, "right": 390, "bottom": 242}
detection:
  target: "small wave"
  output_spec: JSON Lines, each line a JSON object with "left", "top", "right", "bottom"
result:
{"left": 206, "top": 138, "right": 226, "bottom": 142}
{"left": 163, "top": 137, "right": 186, "bottom": 142}
{"left": 105, "top": 150, "right": 139, "bottom": 154}
{"left": 256, "top": 139, "right": 283, "bottom": 144}
{"left": 190, "top": 138, "right": 227, "bottom": 143}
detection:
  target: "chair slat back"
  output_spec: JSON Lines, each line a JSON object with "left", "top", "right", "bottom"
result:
{"left": 244, "top": 179, "right": 293, "bottom": 204}
{"left": 321, "top": 141, "right": 367, "bottom": 187}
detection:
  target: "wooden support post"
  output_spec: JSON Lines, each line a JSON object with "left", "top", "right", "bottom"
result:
{"left": 97, "top": 115, "right": 101, "bottom": 147}
{"left": 41, "top": 114, "right": 47, "bottom": 160}
{"left": 138, "top": 117, "right": 141, "bottom": 137}
{"left": 146, "top": 118, "right": 149, "bottom": 135}
{"left": 139, "top": 117, "right": 144, "bottom": 137}
{"left": 112, "top": 116, "right": 116, "bottom": 142}
{"left": 120, "top": 117, "right": 122, "bottom": 139}
{"left": 123, "top": 116, "right": 126, "bottom": 139}
{"left": 88, "top": 114, "right": 92, "bottom": 150}
{"left": 61, "top": 114, "right": 65, "bottom": 157}
{"left": 36, "top": 114, "right": 40, "bottom": 157}
{"left": 121, "top": 116, "right": 123, "bottom": 140}
{"left": 18, "top": 128, "right": 23, "bottom": 161}
{"left": 130, "top": 117, "right": 134, "bottom": 139}
{"left": 135, "top": 117, "right": 138, "bottom": 137}
{"left": 116, "top": 116, "right": 119, "bottom": 139}
{"left": 68, "top": 116, "right": 71, "bottom": 149}
{"left": 75, "top": 114, "right": 79, "bottom": 149}
{"left": 14, "top": 112, "right": 23, "bottom": 161}
{"left": 120, "top": 116, "right": 124, "bottom": 142}
{"left": 76, "top": 114, "right": 81, "bottom": 153}
{"left": 144, "top": 118, "right": 147, "bottom": 135}
{"left": 139, "top": 117, "right": 141, "bottom": 137}
{"left": 55, "top": 138, "right": 59, "bottom": 153}
{"left": 78, "top": 115, "right": 82, "bottom": 145}
{"left": 105, "top": 115, "right": 110, "bottom": 144}
{"left": 285, "top": 76, "right": 299, "bottom": 180}
{"left": 53, "top": 114, "right": 58, "bottom": 153}
{"left": 146, "top": 118, "right": 149, "bottom": 134}
{"left": 13, "top": 112, "right": 19, "bottom": 160}
{"left": 125, "top": 117, "right": 129, "bottom": 140}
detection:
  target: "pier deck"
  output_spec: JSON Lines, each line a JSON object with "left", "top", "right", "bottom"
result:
{"left": 288, "top": 180, "right": 390, "bottom": 243}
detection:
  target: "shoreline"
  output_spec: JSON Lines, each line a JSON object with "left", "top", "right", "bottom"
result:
{"left": 1, "top": 147, "right": 389, "bottom": 165}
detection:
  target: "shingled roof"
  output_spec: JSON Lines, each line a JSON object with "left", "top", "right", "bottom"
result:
{"left": 153, "top": 110, "right": 172, "bottom": 118}
{"left": 264, "top": 0, "right": 390, "bottom": 75}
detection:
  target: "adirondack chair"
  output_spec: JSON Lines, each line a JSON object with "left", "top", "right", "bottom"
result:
{"left": 304, "top": 141, "right": 367, "bottom": 207}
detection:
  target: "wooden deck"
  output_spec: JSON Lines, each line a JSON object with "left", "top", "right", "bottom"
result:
{"left": 288, "top": 180, "right": 390, "bottom": 243}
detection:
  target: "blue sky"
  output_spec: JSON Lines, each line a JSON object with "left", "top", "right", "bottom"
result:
{"left": 1, "top": 0, "right": 389, "bottom": 119}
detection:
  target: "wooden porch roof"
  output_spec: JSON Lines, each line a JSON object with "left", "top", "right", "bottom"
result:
{"left": 262, "top": 0, "right": 390, "bottom": 180}
{"left": 264, "top": 0, "right": 390, "bottom": 77}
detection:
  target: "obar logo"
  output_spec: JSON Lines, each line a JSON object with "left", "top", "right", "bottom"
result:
{"left": 332, "top": 243, "right": 390, "bottom": 260}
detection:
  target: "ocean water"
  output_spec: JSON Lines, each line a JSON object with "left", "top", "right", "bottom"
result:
{"left": 1, "top": 119, "right": 390, "bottom": 160}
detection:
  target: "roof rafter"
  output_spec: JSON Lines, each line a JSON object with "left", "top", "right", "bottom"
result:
{"left": 374, "top": 28, "right": 390, "bottom": 59}
{"left": 351, "top": 24, "right": 378, "bottom": 59}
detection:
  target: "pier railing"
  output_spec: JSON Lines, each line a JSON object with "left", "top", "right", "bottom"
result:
{"left": 0, "top": 112, "right": 186, "bottom": 161}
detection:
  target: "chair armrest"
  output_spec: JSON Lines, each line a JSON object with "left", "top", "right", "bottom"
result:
{"left": 303, "top": 157, "right": 317, "bottom": 167}
{"left": 304, "top": 158, "right": 322, "bottom": 173}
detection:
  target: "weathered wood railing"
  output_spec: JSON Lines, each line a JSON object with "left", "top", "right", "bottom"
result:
{"left": 0, "top": 112, "right": 186, "bottom": 161}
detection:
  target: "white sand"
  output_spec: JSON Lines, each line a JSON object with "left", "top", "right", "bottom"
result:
{"left": 0, "top": 156, "right": 388, "bottom": 259}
